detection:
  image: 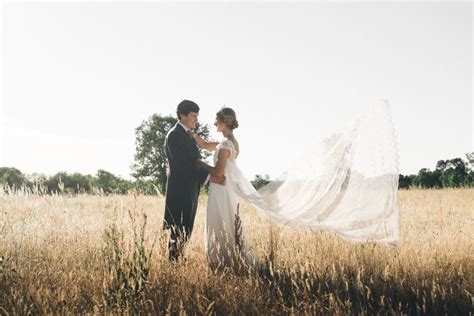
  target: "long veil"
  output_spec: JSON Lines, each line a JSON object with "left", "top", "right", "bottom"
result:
{"left": 226, "top": 100, "right": 400, "bottom": 245}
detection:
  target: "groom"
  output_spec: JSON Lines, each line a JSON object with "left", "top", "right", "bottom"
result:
{"left": 163, "top": 99, "right": 223, "bottom": 261}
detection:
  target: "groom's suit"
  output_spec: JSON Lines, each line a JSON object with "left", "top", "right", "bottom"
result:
{"left": 163, "top": 122, "right": 208, "bottom": 260}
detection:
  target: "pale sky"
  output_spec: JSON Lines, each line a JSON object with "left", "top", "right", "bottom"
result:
{"left": 1, "top": 1, "right": 472, "bottom": 180}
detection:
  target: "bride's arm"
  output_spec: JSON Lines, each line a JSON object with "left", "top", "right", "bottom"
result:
{"left": 196, "top": 149, "right": 230, "bottom": 177}
{"left": 192, "top": 132, "right": 219, "bottom": 151}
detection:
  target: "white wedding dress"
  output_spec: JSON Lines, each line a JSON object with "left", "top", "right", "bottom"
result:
{"left": 205, "top": 139, "right": 259, "bottom": 268}
{"left": 205, "top": 100, "right": 400, "bottom": 268}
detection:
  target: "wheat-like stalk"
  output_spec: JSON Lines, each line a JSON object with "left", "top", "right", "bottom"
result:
{"left": 0, "top": 189, "right": 472, "bottom": 314}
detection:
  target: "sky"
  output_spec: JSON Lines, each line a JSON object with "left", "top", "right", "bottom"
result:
{"left": 1, "top": 1, "right": 472, "bottom": 180}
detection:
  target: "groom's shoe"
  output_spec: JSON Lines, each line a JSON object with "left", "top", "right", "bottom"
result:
{"left": 168, "top": 251, "right": 178, "bottom": 262}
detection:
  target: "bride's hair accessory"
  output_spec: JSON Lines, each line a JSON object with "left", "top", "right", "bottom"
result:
{"left": 216, "top": 107, "right": 239, "bottom": 130}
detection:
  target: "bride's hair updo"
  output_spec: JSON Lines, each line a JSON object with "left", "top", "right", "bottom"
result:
{"left": 216, "top": 107, "right": 239, "bottom": 130}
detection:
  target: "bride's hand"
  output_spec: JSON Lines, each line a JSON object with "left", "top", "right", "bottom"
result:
{"left": 192, "top": 132, "right": 219, "bottom": 151}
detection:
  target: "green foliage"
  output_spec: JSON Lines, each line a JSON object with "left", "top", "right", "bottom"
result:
{"left": 464, "top": 171, "right": 474, "bottom": 187}
{"left": 412, "top": 168, "right": 442, "bottom": 189}
{"left": 45, "top": 172, "right": 92, "bottom": 194}
{"left": 0, "top": 167, "right": 165, "bottom": 195}
{"left": 131, "top": 114, "right": 211, "bottom": 194}
{"left": 436, "top": 158, "right": 468, "bottom": 188}
{"left": 2, "top": 148, "right": 472, "bottom": 193}
{"left": 466, "top": 152, "right": 474, "bottom": 167}
{"left": 130, "top": 179, "right": 157, "bottom": 195}
{"left": 44, "top": 172, "right": 95, "bottom": 194}
{"left": 398, "top": 174, "right": 415, "bottom": 189}
{"left": 94, "top": 170, "right": 131, "bottom": 194}
{"left": 10, "top": 170, "right": 135, "bottom": 195}
{"left": 251, "top": 174, "right": 270, "bottom": 190}
{"left": 0, "top": 167, "right": 29, "bottom": 189}
{"left": 400, "top": 152, "right": 474, "bottom": 189}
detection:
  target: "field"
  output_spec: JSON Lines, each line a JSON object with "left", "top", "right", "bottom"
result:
{"left": 0, "top": 189, "right": 473, "bottom": 314}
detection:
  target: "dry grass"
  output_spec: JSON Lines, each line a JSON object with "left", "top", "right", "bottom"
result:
{"left": 0, "top": 189, "right": 472, "bottom": 314}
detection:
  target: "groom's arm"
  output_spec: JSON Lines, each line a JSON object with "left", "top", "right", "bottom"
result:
{"left": 197, "top": 167, "right": 209, "bottom": 186}
{"left": 196, "top": 159, "right": 227, "bottom": 186}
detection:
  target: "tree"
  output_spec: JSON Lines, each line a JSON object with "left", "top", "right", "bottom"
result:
{"left": 0, "top": 167, "right": 29, "bottom": 189}
{"left": 464, "top": 171, "right": 474, "bottom": 187}
{"left": 70, "top": 173, "right": 93, "bottom": 193}
{"left": 95, "top": 170, "right": 119, "bottom": 194}
{"left": 29, "top": 173, "right": 49, "bottom": 194}
{"left": 398, "top": 174, "right": 415, "bottom": 189}
{"left": 436, "top": 158, "right": 468, "bottom": 188}
{"left": 463, "top": 152, "right": 474, "bottom": 187}
{"left": 44, "top": 172, "right": 67, "bottom": 193}
{"left": 466, "top": 152, "right": 474, "bottom": 168}
{"left": 130, "top": 179, "right": 156, "bottom": 195}
{"left": 94, "top": 169, "right": 132, "bottom": 194}
{"left": 132, "top": 114, "right": 211, "bottom": 194}
{"left": 45, "top": 172, "right": 92, "bottom": 194}
{"left": 413, "top": 168, "right": 442, "bottom": 189}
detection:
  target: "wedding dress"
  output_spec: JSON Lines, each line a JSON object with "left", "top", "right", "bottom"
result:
{"left": 205, "top": 100, "right": 400, "bottom": 267}
{"left": 205, "top": 139, "right": 259, "bottom": 268}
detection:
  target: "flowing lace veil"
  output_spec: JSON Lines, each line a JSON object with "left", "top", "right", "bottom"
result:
{"left": 225, "top": 100, "right": 400, "bottom": 245}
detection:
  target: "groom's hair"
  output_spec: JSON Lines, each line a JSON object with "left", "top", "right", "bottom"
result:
{"left": 177, "top": 100, "right": 200, "bottom": 119}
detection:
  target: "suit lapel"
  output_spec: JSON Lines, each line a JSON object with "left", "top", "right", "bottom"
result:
{"left": 174, "top": 122, "right": 198, "bottom": 156}
{"left": 176, "top": 123, "right": 194, "bottom": 141}
{"left": 175, "top": 122, "right": 187, "bottom": 135}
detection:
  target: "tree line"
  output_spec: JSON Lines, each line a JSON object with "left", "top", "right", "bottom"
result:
{"left": 0, "top": 168, "right": 157, "bottom": 195}
{"left": 399, "top": 153, "right": 474, "bottom": 189}
{"left": 132, "top": 114, "right": 474, "bottom": 191}
{"left": 1, "top": 113, "right": 472, "bottom": 193}
{"left": 2, "top": 154, "right": 472, "bottom": 195}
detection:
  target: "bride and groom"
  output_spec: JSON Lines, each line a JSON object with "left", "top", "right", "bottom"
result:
{"left": 163, "top": 99, "right": 256, "bottom": 268}
{"left": 163, "top": 98, "right": 400, "bottom": 267}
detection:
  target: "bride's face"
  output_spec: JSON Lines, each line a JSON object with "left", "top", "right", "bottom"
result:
{"left": 214, "top": 118, "right": 225, "bottom": 132}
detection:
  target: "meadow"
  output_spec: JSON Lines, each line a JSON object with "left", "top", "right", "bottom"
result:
{"left": 0, "top": 188, "right": 472, "bottom": 314}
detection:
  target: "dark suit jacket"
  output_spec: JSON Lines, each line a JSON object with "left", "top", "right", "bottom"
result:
{"left": 163, "top": 123, "right": 209, "bottom": 230}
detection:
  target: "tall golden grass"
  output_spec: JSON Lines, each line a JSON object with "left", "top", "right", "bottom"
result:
{"left": 0, "top": 189, "right": 472, "bottom": 314}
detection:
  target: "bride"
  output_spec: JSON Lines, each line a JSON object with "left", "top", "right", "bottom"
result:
{"left": 195, "top": 107, "right": 259, "bottom": 268}
{"left": 194, "top": 102, "right": 400, "bottom": 269}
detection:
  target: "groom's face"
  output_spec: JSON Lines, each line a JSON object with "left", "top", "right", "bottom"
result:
{"left": 180, "top": 111, "right": 199, "bottom": 130}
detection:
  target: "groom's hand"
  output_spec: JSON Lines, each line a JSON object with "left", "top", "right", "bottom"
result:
{"left": 210, "top": 175, "right": 226, "bottom": 186}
